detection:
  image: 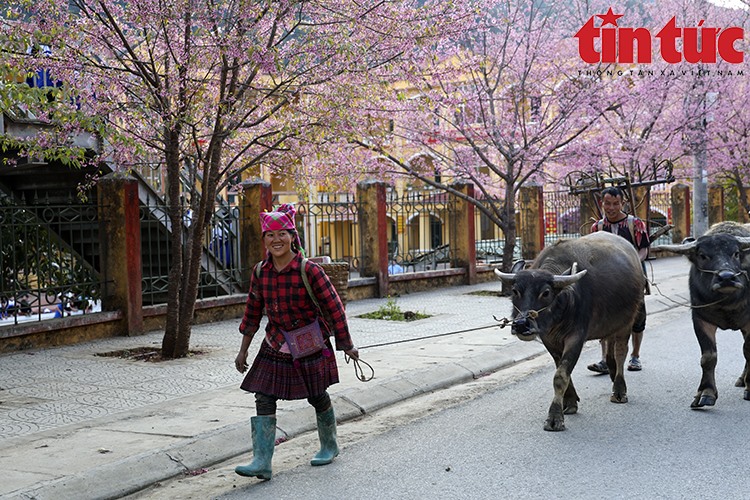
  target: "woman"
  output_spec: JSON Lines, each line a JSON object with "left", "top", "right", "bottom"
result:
{"left": 234, "top": 203, "right": 358, "bottom": 480}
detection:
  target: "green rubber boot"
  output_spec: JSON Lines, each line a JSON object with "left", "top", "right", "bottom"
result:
{"left": 235, "top": 416, "right": 276, "bottom": 479}
{"left": 311, "top": 407, "right": 339, "bottom": 466}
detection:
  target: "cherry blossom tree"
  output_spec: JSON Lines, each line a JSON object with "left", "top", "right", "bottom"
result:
{"left": 341, "top": 0, "right": 626, "bottom": 270}
{"left": 1, "top": 0, "right": 465, "bottom": 358}
{"left": 705, "top": 75, "right": 750, "bottom": 218}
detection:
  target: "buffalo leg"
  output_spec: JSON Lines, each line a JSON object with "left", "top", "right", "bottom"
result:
{"left": 563, "top": 378, "right": 580, "bottom": 415}
{"left": 691, "top": 315, "right": 719, "bottom": 409}
{"left": 606, "top": 325, "right": 630, "bottom": 403}
{"left": 734, "top": 362, "right": 746, "bottom": 388}
{"left": 545, "top": 360, "right": 570, "bottom": 431}
{"left": 544, "top": 339, "right": 584, "bottom": 432}
{"left": 742, "top": 329, "right": 750, "bottom": 401}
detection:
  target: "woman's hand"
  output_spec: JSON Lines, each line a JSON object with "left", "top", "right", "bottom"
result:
{"left": 235, "top": 350, "right": 249, "bottom": 373}
{"left": 344, "top": 347, "right": 359, "bottom": 360}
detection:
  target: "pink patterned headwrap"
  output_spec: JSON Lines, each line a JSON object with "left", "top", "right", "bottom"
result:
{"left": 260, "top": 203, "right": 305, "bottom": 256}
{"left": 260, "top": 203, "right": 297, "bottom": 232}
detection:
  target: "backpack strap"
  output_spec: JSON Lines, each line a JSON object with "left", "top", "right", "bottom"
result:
{"left": 253, "top": 261, "right": 263, "bottom": 279}
{"left": 299, "top": 257, "right": 321, "bottom": 311}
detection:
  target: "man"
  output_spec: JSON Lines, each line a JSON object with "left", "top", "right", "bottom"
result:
{"left": 587, "top": 186, "right": 649, "bottom": 373}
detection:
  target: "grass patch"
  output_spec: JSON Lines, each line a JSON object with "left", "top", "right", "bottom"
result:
{"left": 358, "top": 297, "right": 431, "bottom": 322}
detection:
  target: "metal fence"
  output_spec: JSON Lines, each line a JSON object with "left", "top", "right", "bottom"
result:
{"left": 140, "top": 196, "right": 247, "bottom": 306}
{"left": 385, "top": 189, "right": 457, "bottom": 274}
{"left": 0, "top": 198, "right": 103, "bottom": 326}
{"left": 298, "top": 193, "right": 362, "bottom": 279}
{"left": 543, "top": 189, "right": 583, "bottom": 246}
{"left": 540, "top": 188, "right": 674, "bottom": 247}
{"left": 474, "top": 198, "right": 522, "bottom": 264}
{"left": 649, "top": 190, "right": 672, "bottom": 246}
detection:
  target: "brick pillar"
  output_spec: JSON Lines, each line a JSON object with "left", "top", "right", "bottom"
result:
{"left": 579, "top": 192, "right": 599, "bottom": 235}
{"left": 632, "top": 185, "right": 650, "bottom": 230}
{"left": 708, "top": 184, "right": 724, "bottom": 226}
{"left": 357, "top": 181, "right": 388, "bottom": 297}
{"left": 98, "top": 174, "right": 143, "bottom": 335}
{"left": 742, "top": 188, "right": 750, "bottom": 224}
{"left": 518, "top": 185, "right": 544, "bottom": 260}
{"left": 240, "top": 179, "right": 273, "bottom": 289}
{"left": 451, "top": 182, "right": 477, "bottom": 285}
{"left": 671, "top": 183, "right": 691, "bottom": 243}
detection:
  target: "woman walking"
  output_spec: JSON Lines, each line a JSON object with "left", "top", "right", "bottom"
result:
{"left": 234, "top": 203, "right": 358, "bottom": 480}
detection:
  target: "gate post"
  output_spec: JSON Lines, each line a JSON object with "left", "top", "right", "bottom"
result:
{"left": 518, "top": 185, "right": 544, "bottom": 260}
{"left": 357, "top": 181, "right": 389, "bottom": 297}
{"left": 451, "top": 182, "right": 477, "bottom": 284}
{"left": 671, "top": 183, "right": 691, "bottom": 242}
{"left": 708, "top": 184, "right": 724, "bottom": 225}
{"left": 98, "top": 174, "right": 143, "bottom": 335}
{"left": 579, "top": 192, "right": 599, "bottom": 236}
{"left": 632, "top": 185, "right": 650, "bottom": 231}
{"left": 240, "top": 179, "right": 273, "bottom": 289}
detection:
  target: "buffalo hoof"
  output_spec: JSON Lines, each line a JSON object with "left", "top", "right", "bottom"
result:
{"left": 610, "top": 393, "right": 628, "bottom": 404}
{"left": 544, "top": 417, "right": 565, "bottom": 432}
{"left": 690, "top": 394, "right": 716, "bottom": 408}
{"left": 736, "top": 377, "right": 744, "bottom": 388}
{"left": 744, "top": 390, "right": 750, "bottom": 401}
{"left": 563, "top": 403, "right": 578, "bottom": 415}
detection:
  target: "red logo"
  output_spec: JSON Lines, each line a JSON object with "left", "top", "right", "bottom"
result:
{"left": 574, "top": 8, "right": 744, "bottom": 64}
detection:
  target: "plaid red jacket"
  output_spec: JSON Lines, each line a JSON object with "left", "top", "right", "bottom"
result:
{"left": 239, "top": 253, "right": 354, "bottom": 352}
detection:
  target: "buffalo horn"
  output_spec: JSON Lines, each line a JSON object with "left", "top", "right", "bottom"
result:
{"left": 494, "top": 268, "right": 516, "bottom": 283}
{"left": 551, "top": 269, "right": 587, "bottom": 288}
{"left": 652, "top": 240, "right": 697, "bottom": 254}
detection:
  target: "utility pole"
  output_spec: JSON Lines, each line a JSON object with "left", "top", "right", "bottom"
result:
{"left": 687, "top": 62, "right": 709, "bottom": 238}
{"left": 692, "top": 111, "right": 709, "bottom": 237}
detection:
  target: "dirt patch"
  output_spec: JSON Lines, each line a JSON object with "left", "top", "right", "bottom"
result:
{"left": 466, "top": 290, "right": 505, "bottom": 297}
{"left": 95, "top": 346, "right": 206, "bottom": 362}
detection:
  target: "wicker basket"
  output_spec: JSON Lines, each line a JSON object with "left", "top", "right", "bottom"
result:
{"left": 320, "top": 262, "right": 350, "bottom": 307}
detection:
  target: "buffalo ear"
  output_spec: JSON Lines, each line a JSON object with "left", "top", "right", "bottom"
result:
{"left": 737, "top": 237, "right": 750, "bottom": 250}
{"left": 563, "top": 262, "right": 579, "bottom": 275}
{"left": 511, "top": 260, "right": 526, "bottom": 273}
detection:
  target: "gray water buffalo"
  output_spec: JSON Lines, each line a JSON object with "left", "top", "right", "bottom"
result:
{"left": 655, "top": 221, "right": 750, "bottom": 408}
{"left": 495, "top": 231, "right": 645, "bottom": 431}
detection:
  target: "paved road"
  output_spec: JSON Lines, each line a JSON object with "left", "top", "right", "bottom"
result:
{"left": 212, "top": 303, "right": 750, "bottom": 500}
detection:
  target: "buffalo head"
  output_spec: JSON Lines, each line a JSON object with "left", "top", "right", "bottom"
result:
{"left": 657, "top": 234, "right": 750, "bottom": 294}
{"left": 495, "top": 261, "right": 587, "bottom": 339}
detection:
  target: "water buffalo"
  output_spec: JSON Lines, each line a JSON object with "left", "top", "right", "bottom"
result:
{"left": 655, "top": 221, "right": 750, "bottom": 408}
{"left": 495, "top": 231, "right": 645, "bottom": 431}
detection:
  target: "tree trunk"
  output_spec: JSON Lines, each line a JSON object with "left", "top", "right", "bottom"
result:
{"left": 163, "top": 143, "right": 224, "bottom": 358}
{"left": 162, "top": 129, "right": 185, "bottom": 358}
{"left": 500, "top": 184, "right": 517, "bottom": 295}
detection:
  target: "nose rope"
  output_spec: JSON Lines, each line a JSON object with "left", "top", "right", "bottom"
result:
{"left": 494, "top": 303, "right": 550, "bottom": 328}
{"left": 696, "top": 267, "right": 748, "bottom": 279}
{"left": 645, "top": 261, "right": 733, "bottom": 309}
{"left": 514, "top": 303, "right": 549, "bottom": 319}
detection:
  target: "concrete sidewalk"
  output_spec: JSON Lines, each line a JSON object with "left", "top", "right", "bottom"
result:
{"left": 0, "top": 257, "right": 691, "bottom": 500}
